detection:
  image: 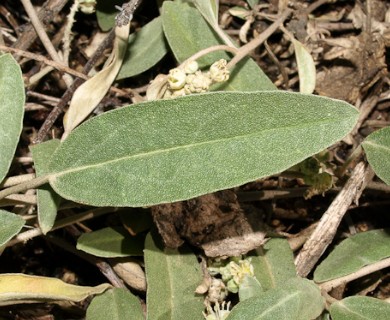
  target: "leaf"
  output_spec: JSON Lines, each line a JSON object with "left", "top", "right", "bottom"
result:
{"left": 161, "top": 1, "right": 276, "bottom": 91}
{"left": 86, "top": 288, "right": 144, "bottom": 320}
{"left": 227, "top": 278, "right": 324, "bottom": 320}
{"left": 96, "top": 0, "right": 126, "bottom": 32}
{"left": 250, "top": 238, "right": 297, "bottom": 291}
{"left": 31, "top": 140, "right": 61, "bottom": 234}
{"left": 48, "top": 91, "right": 358, "bottom": 207}
{"left": 0, "top": 53, "right": 25, "bottom": 183}
{"left": 247, "top": 0, "right": 260, "bottom": 9}
{"left": 362, "top": 126, "right": 390, "bottom": 185}
{"left": 62, "top": 23, "right": 130, "bottom": 138}
{"left": 238, "top": 275, "right": 263, "bottom": 301}
{"left": 192, "top": 0, "right": 219, "bottom": 27}
{"left": 329, "top": 296, "right": 390, "bottom": 320}
{"left": 0, "top": 273, "right": 111, "bottom": 306}
{"left": 76, "top": 227, "right": 144, "bottom": 257}
{"left": 314, "top": 229, "right": 390, "bottom": 282}
{"left": 0, "top": 210, "right": 25, "bottom": 248}
{"left": 117, "top": 17, "right": 168, "bottom": 80}
{"left": 144, "top": 232, "right": 204, "bottom": 320}
{"left": 292, "top": 39, "right": 316, "bottom": 94}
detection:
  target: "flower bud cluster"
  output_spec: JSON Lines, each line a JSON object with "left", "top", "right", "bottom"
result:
{"left": 164, "top": 59, "right": 230, "bottom": 98}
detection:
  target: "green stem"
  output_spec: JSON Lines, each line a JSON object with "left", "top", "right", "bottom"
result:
{"left": 0, "top": 175, "right": 50, "bottom": 200}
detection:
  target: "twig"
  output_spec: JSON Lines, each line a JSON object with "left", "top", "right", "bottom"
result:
{"left": 295, "top": 161, "right": 375, "bottom": 277}
{"left": 20, "top": 0, "right": 73, "bottom": 87}
{"left": 318, "top": 257, "right": 390, "bottom": 292}
{"left": 6, "top": 207, "right": 114, "bottom": 247}
{"left": 226, "top": 9, "right": 292, "bottom": 70}
{"left": 0, "top": 175, "right": 50, "bottom": 201}
{"left": 180, "top": 45, "right": 239, "bottom": 67}
{"left": 0, "top": 173, "right": 36, "bottom": 188}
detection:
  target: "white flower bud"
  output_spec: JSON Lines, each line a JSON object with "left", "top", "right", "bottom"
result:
{"left": 168, "top": 68, "right": 186, "bottom": 90}
{"left": 183, "top": 60, "right": 199, "bottom": 74}
{"left": 209, "top": 59, "right": 230, "bottom": 83}
{"left": 185, "top": 71, "right": 212, "bottom": 93}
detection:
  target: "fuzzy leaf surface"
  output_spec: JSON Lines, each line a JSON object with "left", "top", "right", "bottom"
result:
{"left": 329, "top": 296, "right": 390, "bottom": 320}
{"left": 161, "top": 1, "right": 275, "bottom": 91}
{"left": 48, "top": 91, "right": 357, "bottom": 207}
{"left": 86, "top": 288, "right": 144, "bottom": 320}
{"left": 0, "top": 274, "right": 110, "bottom": 306}
{"left": 250, "top": 238, "right": 296, "bottom": 291}
{"left": 362, "top": 126, "right": 390, "bottom": 185}
{"left": 227, "top": 278, "right": 324, "bottom": 320}
{"left": 0, "top": 54, "right": 25, "bottom": 183}
{"left": 0, "top": 210, "right": 25, "bottom": 248}
{"left": 117, "top": 17, "right": 168, "bottom": 79}
{"left": 76, "top": 227, "right": 144, "bottom": 257}
{"left": 314, "top": 229, "right": 390, "bottom": 282}
{"left": 31, "top": 140, "right": 61, "bottom": 234}
{"left": 144, "top": 232, "right": 204, "bottom": 320}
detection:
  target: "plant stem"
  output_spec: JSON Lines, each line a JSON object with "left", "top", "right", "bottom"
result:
{"left": 226, "top": 9, "right": 292, "bottom": 70}
{"left": 180, "top": 45, "right": 239, "bottom": 68}
{"left": 0, "top": 175, "right": 50, "bottom": 201}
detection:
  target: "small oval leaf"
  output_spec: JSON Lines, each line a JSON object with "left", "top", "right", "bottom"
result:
{"left": 144, "top": 232, "right": 204, "bottom": 320}
{"left": 117, "top": 17, "right": 168, "bottom": 80}
{"left": 362, "top": 126, "right": 390, "bottom": 185}
{"left": 228, "top": 278, "right": 324, "bottom": 320}
{"left": 86, "top": 288, "right": 144, "bottom": 320}
{"left": 329, "top": 296, "right": 390, "bottom": 320}
{"left": 292, "top": 39, "right": 316, "bottom": 94}
{"left": 314, "top": 229, "right": 390, "bottom": 282}
{"left": 0, "top": 54, "right": 25, "bottom": 183}
{"left": 0, "top": 210, "right": 25, "bottom": 248}
{"left": 49, "top": 91, "right": 358, "bottom": 207}
{"left": 76, "top": 227, "right": 144, "bottom": 257}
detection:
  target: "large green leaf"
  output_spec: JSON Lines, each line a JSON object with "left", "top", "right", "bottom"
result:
{"left": 117, "top": 17, "right": 168, "bottom": 80}
{"left": 31, "top": 139, "right": 61, "bottom": 234}
{"left": 86, "top": 288, "right": 144, "bottom": 320}
{"left": 329, "top": 296, "right": 390, "bottom": 320}
{"left": 96, "top": 0, "right": 126, "bottom": 32}
{"left": 0, "top": 54, "right": 25, "bottom": 183}
{"left": 314, "top": 229, "right": 390, "bottom": 282}
{"left": 362, "top": 126, "right": 390, "bottom": 185}
{"left": 250, "top": 238, "right": 296, "bottom": 291}
{"left": 144, "top": 232, "right": 204, "bottom": 320}
{"left": 48, "top": 91, "right": 358, "bottom": 207}
{"left": 76, "top": 227, "right": 144, "bottom": 257}
{"left": 161, "top": 1, "right": 275, "bottom": 91}
{"left": 227, "top": 278, "right": 324, "bottom": 320}
{"left": 0, "top": 210, "right": 25, "bottom": 248}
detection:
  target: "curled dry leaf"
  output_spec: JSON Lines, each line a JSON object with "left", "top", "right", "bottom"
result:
{"left": 111, "top": 257, "right": 146, "bottom": 292}
{"left": 202, "top": 231, "right": 268, "bottom": 258}
{"left": 62, "top": 23, "right": 130, "bottom": 139}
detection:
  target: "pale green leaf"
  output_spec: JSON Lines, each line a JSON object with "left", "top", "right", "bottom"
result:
{"left": 86, "top": 288, "right": 144, "bottom": 320}
{"left": 63, "top": 24, "right": 130, "bottom": 138}
{"left": 144, "top": 232, "right": 204, "bottom": 320}
{"left": 117, "top": 17, "right": 168, "bottom": 80}
{"left": 76, "top": 227, "right": 144, "bottom": 257}
{"left": 96, "top": 0, "right": 125, "bottom": 32}
{"left": 238, "top": 275, "right": 263, "bottom": 301}
{"left": 250, "top": 238, "right": 296, "bottom": 291}
{"left": 314, "top": 229, "right": 390, "bottom": 283}
{"left": 329, "top": 296, "right": 390, "bottom": 320}
{"left": 192, "top": 0, "right": 219, "bottom": 26}
{"left": 292, "top": 39, "right": 316, "bottom": 94}
{"left": 0, "top": 273, "right": 111, "bottom": 306}
{"left": 227, "top": 278, "right": 324, "bottom": 320}
{"left": 0, "top": 54, "right": 25, "bottom": 183}
{"left": 0, "top": 210, "right": 25, "bottom": 248}
{"left": 161, "top": 1, "right": 276, "bottom": 91}
{"left": 31, "top": 140, "right": 61, "bottom": 234}
{"left": 362, "top": 126, "right": 390, "bottom": 185}
{"left": 48, "top": 91, "right": 358, "bottom": 207}
{"left": 247, "top": 0, "right": 260, "bottom": 9}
